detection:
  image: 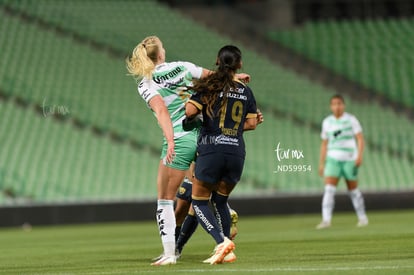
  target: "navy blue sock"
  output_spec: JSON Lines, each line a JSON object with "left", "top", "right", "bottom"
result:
{"left": 211, "top": 192, "right": 231, "bottom": 238}
{"left": 192, "top": 198, "right": 224, "bottom": 244}
{"left": 175, "top": 225, "right": 182, "bottom": 243}
{"left": 176, "top": 214, "right": 198, "bottom": 253}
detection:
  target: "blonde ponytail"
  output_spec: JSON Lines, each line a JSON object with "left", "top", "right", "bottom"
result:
{"left": 126, "top": 36, "right": 160, "bottom": 79}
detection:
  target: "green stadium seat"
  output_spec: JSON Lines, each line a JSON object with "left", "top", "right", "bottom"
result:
{"left": 269, "top": 18, "right": 414, "bottom": 110}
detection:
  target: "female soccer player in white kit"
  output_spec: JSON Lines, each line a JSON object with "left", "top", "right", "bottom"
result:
{"left": 317, "top": 94, "right": 368, "bottom": 229}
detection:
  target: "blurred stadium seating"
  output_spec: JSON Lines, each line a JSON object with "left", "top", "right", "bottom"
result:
{"left": 0, "top": 0, "right": 413, "bottom": 204}
{"left": 268, "top": 18, "right": 414, "bottom": 108}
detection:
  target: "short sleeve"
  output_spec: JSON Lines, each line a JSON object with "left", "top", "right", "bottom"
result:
{"left": 321, "top": 118, "right": 328, "bottom": 140}
{"left": 180, "top": 61, "right": 203, "bottom": 80}
{"left": 188, "top": 92, "right": 203, "bottom": 110}
{"left": 351, "top": 115, "right": 362, "bottom": 134}
{"left": 137, "top": 79, "right": 159, "bottom": 107}
{"left": 245, "top": 87, "right": 257, "bottom": 118}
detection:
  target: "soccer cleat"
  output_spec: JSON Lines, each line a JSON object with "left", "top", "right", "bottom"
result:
{"left": 202, "top": 256, "right": 213, "bottom": 264}
{"left": 151, "top": 253, "right": 164, "bottom": 262}
{"left": 357, "top": 219, "right": 369, "bottom": 227}
{"left": 202, "top": 241, "right": 237, "bottom": 264}
{"left": 151, "top": 255, "right": 176, "bottom": 266}
{"left": 202, "top": 245, "right": 217, "bottom": 264}
{"left": 207, "top": 237, "right": 235, "bottom": 265}
{"left": 152, "top": 249, "right": 181, "bottom": 262}
{"left": 316, "top": 221, "right": 331, "bottom": 229}
{"left": 204, "top": 250, "right": 237, "bottom": 264}
{"left": 223, "top": 251, "right": 237, "bottom": 263}
{"left": 202, "top": 255, "right": 214, "bottom": 264}
{"left": 229, "top": 208, "right": 238, "bottom": 240}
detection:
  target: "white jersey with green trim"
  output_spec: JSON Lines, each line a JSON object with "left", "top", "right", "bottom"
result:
{"left": 321, "top": 112, "right": 362, "bottom": 161}
{"left": 137, "top": 61, "right": 203, "bottom": 139}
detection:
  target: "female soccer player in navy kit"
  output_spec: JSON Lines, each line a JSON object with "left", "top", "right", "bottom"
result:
{"left": 185, "top": 45, "right": 262, "bottom": 264}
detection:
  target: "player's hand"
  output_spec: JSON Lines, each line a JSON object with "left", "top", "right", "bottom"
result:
{"left": 256, "top": 109, "right": 264, "bottom": 125}
{"left": 355, "top": 156, "right": 362, "bottom": 167}
{"left": 165, "top": 141, "right": 176, "bottom": 164}
{"left": 236, "top": 73, "right": 250, "bottom": 84}
{"left": 318, "top": 164, "right": 324, "bottom": 177}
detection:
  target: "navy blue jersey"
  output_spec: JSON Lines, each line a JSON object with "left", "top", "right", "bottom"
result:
{"left": 188, "top": 81, "right": 257, "bottom": 158}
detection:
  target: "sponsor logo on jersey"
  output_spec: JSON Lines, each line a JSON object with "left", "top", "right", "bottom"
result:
{"left": 153, "top": 66, "right": 183, "bottom": 84}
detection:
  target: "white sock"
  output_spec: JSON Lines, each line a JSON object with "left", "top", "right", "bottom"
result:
{"left": 349, "top": 189, "right": 368, "bottom": 222}
{"left": 156, "top": 199, "right": 176, "bottom": 257}
{"left": 322, "top": 185, "right": 336, "bottom": 223}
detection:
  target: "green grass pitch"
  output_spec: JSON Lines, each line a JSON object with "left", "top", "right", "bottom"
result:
{"left": 0, "top": 209, "right": 413, "bottom": 275}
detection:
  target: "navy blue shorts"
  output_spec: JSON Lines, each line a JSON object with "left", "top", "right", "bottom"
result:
{"left": 176, "top": 178, "right": 193, "bottom": 202}
{"left": 195, "top": 153, "right": 245, "bottom": 185}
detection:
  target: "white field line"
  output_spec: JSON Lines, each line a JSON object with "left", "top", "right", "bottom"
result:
{"left": 140, "top": 266, "right": 414, "bottom": 273}
{"left": 26, "top": 265, "right": 414, "bottom": 275}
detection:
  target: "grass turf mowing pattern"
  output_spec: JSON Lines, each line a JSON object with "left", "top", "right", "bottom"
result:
{"left": 0, "top": 210, "right": 413, "bottom": 275}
